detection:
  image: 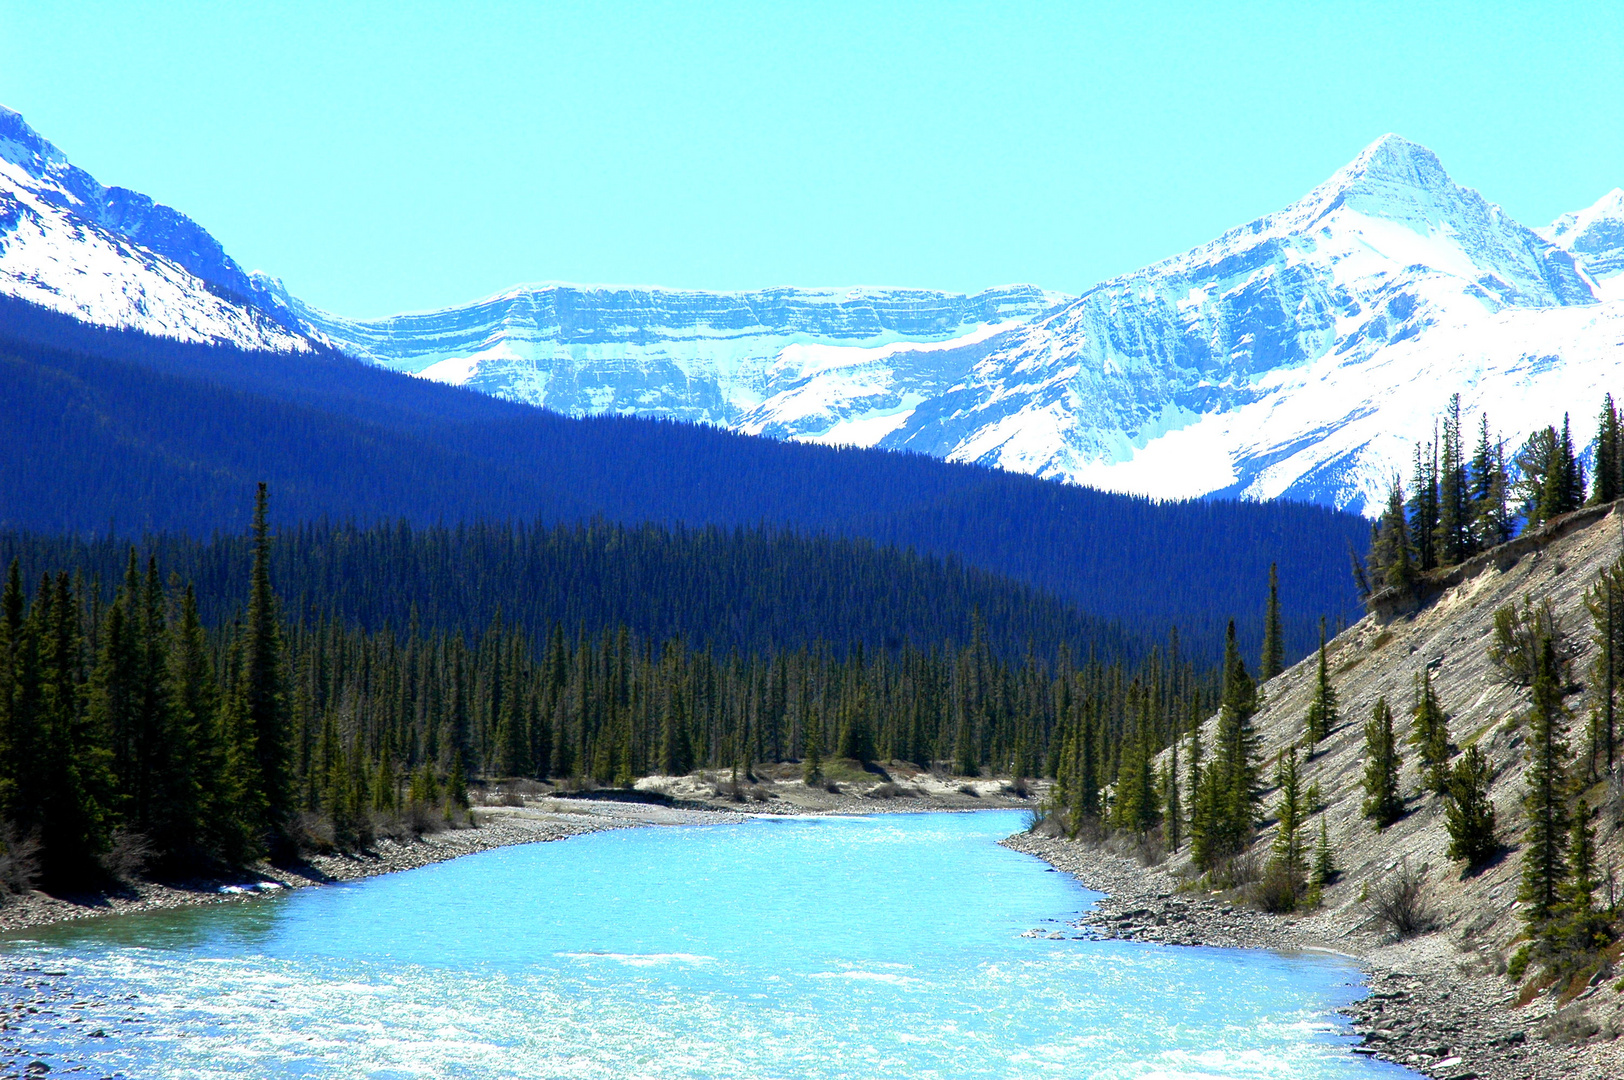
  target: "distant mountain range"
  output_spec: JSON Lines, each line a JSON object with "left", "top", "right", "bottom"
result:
{"left": 3, "top": 104, "right": 1619, "bottom": 515}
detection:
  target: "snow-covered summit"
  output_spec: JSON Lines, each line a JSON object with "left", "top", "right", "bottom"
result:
{"left": 0, "top": 105, "right": 308, "bottom": 350}
{"left": 776, "top": 135, "right": 1619, "bottom": 515}
{"left": 1541, "top": 188, "right": 1624, "bottom": 298}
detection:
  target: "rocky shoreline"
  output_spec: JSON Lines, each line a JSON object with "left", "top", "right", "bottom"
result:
{"left": 1005, "top": 833, "right": 1622, "bottom": 1080}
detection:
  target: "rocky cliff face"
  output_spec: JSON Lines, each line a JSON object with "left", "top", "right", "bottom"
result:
{"left": 273, "top": 279, "right": 1067, "bottom": 427}
{"left": 1543, "top": 189, "right": 1624, "bottom": 299}
{"left": 864, "top": 136, "right": 1618, "bottom": 514}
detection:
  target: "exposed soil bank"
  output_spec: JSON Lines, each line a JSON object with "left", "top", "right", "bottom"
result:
{"left": 1007, "top": 833, "right": 1624, "bottom": 1080}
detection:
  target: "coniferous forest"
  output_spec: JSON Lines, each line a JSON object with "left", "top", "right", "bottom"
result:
{"left": 0, "top": 486, "right": 1226, "bottom": 889}
{"left": 0, "top": 303, "right": 1366, "bottom": 661}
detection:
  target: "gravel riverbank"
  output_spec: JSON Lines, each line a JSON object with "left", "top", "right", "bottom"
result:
{"left": 1005, "top": 833, "right": 1623, "bottom": 1080}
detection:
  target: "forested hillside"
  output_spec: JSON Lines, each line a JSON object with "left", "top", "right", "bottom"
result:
{"left": 0, "top": 298, "right": 1368, "bottom": 660}
{"left": 0, "top": 489, "right": 1221, "bottom": 888}
{"left": 0, "top": 519, "right": 1135, "bottom": 662}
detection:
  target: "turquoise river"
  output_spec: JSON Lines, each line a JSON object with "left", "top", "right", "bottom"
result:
{"left": 1, "top": 810, "right": 1417, "bottom": 1078}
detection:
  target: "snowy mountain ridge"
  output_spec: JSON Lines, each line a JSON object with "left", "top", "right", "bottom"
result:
{"left": 0, "top": 106, "right": 309, "bottom": 351}
{"left": 1, "top": 103, "right": 1619, "bottom": 519}
{"left": 834, "top": 135, "right": 1621, "bottom": 514}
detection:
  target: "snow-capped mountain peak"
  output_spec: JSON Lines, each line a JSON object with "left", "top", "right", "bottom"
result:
{"left": 1541, "top": 188, "right": 1624, "bottom": 299}
{"left": 0, "top": 105, "right": 308, "bottom": 351}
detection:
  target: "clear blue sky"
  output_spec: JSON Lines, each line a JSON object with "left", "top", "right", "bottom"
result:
{"left": 2, "top": 1, "right": 1620, "bottom": 317}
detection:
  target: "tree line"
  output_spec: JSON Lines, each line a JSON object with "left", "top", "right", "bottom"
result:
{"left": 8, "top": 488, "right": 1322, "bottom": 890}
{"left": 1364, "top": 392, "right": 1624, "bottom": 594}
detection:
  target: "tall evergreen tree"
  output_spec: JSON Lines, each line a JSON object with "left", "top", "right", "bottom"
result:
{"left": 1589, "top": 394, "right": 1621, "bottom": 506}
{"left": 1585, "top": 557, "right": 1624, "bottom": 775}
{"left": 1408, "top": 439, "right": 1440, "bottom": 572}
{"left": 1369, "top": 479, "right": 1418, "bottom": 594}
{"left": 1409, "top": 670, "right": 1451, "bottom": 796}
{"left": 1520, "top": 635, "right": 1572, "bottom": 936}
{"left": 1469, "top": 417, "right": 1513, "bottom": 551}
{"left": 1260, "top": 563, "right": 1284, "bottom": 682}
{"left": 239, "top": 484, "right": 292, "bottom": 843}
{"left": 1303, "top": 617, "right": 1338, "bottom": 747}
{"left": 1443, "top": 745, "right": 1498, "bottom": 867}
{"left": 1268, "top": 746, "right": 1307, "bottom": 904}
{"left": 1435, "top": 394, "right": 1471, "bottom": 566}
{"left": 1311, "top": 815, "right": 1337, "bottom": 887}
{"left": 1558, "top": 798, "right": 1610, "bottom": 955}
{"left": 1360, "top": 697, "right": 1404, "bottom": 830}
{"left": 1163, "top": 720, "right": 1181, "bottom": 851}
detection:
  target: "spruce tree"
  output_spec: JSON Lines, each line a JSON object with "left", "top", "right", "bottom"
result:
{"left": 1202, "top": 621, "right": 1260, "bottom": 863}
{"left": 1585, "top": 558, "right": 1623, "bottom": 775}
{"left": 801, "top": 706, "right": 823, "bottom": 784}
{"left": 1435, "top": 394, "right": 1471, "bottom": 566}
{"left": 1558, "top": 798, "right": 1610, "bottom": 955}
{"left": 1520, "top": 635, "right": 1571, "bottom": 936}
{"left": 1443, "top": 745, "right": 1498, "bottom": 867}
{"left": 1409, "top": 670, "right": 1452, "bottom": 796}
{"left": 239, "top": 484, "right": 292, "bottom": 842}
{"left": 1311, "top": 816, "right": 1337, "bottom": 886}
{"left": 1163, "top": 722, "right": 1181, "bottom": 851}
{"left": 1360, "top": 697, "right": 1404, "bottom": 830}
{"left": 1303, "top": 617, "right": 1338, "bottom": 747}
{"left": 1408, "top": 439, "right": 1440, "bottom": 572}
{"left": 1589, "top": 394, "right": 1621, "bottom": 505}
{"left": 1268, "top": 746, "right": 1306, "bottom": 902}
{"left": 1260, "top": 563, "right": 1284, "bottom": 682}
{"left": 1371, "top": 480, "right": 1418, "bottom": 594}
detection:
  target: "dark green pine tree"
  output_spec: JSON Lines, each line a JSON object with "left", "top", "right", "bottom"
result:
{"left": 1409, "top": 670, "right": 1451, "bottom": 796}
{"left": 1443, "top": 745, "right": 1498, "bottom": 867}
{"left": 1557, "top": 798, "right": 1611, "bottom": 955}
{"left": 169, "top": 584, "right": 238, "bottom": 861}
{"left": 1535, "top": 415, "right": 1584, "bottom": 524}
{"left": 1268, "top": 746, "right": 1307, "bottom": 904}
{"left": 1469, "top": 416, "right": 1513, "bottom": 550}
{"left": 1360, "top": 697, "right": 1404, "bottom": 830}
{"left": 239, "top": 484, "right": 293, "bottom": 844}
{"left": 1370, "top": 479, "right": 1418, "bottom": 594}
{"left": 1585, "top": 557, "right": 1623, "bottom": 776}
{"left": 35, "top": 573, "right": 114, "bottom": 885}
{"left": 1519, "top": 634, "right": 1572, "bottom": 939}
{"left": 0, "top": 561, "right": 20, "bottom": 828}
{"left": 1408, "top": 439, "right": 1440, "bottom": 572}
{"left": 1111, "top": 710, "right": 1158, "bottom": 834}
{"left": 1163, "top": 720, "right": 1181, "bottom": 851}
{"left": 1201, "top": 620, "right": 1261, "bottom": 864}
{"left": 1183, "top": 699, "right": 1204, "bottom": 855}
{"left": 1434, "top": 394, "right": 1471, "bottom": 566}
{"left": 1303, "top": 617, "right": 1338, "bottom": 747}
{"left": 1589, "top": 394, "right": 1621, "bottom": 506}
{"left": 800, "top": 704, "right": 823, "bottom": 784}
{"left": 1311, "top": 815, "right": 1337, "bottom": 887}
{"left": 1260, "top": 563, "right": 1284, "bottom": 682}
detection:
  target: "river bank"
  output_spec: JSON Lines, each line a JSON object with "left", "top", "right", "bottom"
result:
{"left": 0, "top": 769, "right": 1030, "bottom": 936}
{"left": 1005, "top": 833, "right": 1624, "bottom": 1080}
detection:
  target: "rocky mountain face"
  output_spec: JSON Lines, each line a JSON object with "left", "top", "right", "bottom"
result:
{"left": 286, "top": 134, "right": 1620, "bottom": 517}
{"left": 272, "top": 279, "right": 1067, "bottom": 427}
{"left": 1542, "top": 188, "right": 1624, "bottom": 299}
{"left": 3, "top": 103, "right": 1619, "bottom": 518}
{"left": 0, "top": 106, "right": 307, "bottom": 351}
{"left": 862, "top": 136, "right": 1620, "bottom": 515}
